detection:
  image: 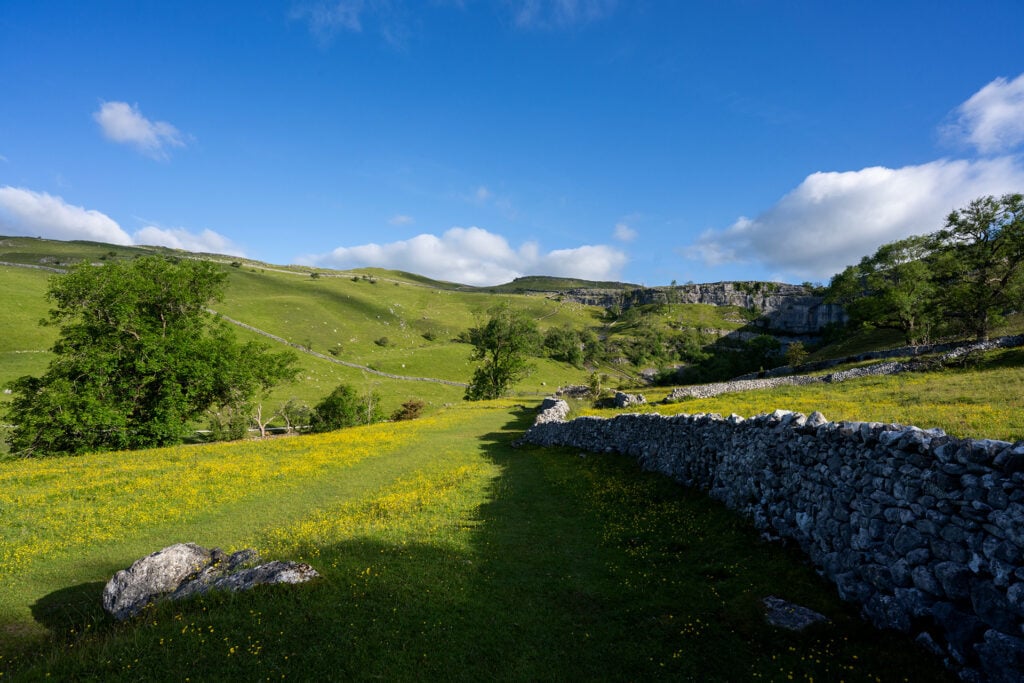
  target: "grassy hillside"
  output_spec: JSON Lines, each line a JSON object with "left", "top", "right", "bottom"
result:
{"left": 0, "top": 400, "right": 951, "bottom": 681}
{"left": 0, "top": 237, "right": 754, "bottom": 430}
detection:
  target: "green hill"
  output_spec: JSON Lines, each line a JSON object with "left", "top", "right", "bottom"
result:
{"left": 0, "top": 237, "right": 758, "bottom": 428}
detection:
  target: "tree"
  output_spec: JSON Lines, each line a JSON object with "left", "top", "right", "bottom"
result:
{"left": 5, "top": 256, "right": 298, "bottom": 457}
{"left": 784, "top": 341, "right": 809, "bottom": 367}
{"left": 933, "top": 193, "right": 1024, "bottom": 341}
{"left": 827, "top": 234, "right": 938, "bottom": 345}
{"left": 543, "top": 326, "right": 585, "bottom": 367}
{"left": 309, "top": 383, "right": 384, "bottom": 432}
{"left": 464, "top": 304, "right": 541, "bottom": 400}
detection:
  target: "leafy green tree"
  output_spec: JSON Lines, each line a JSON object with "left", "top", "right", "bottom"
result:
{"left": 543, "top": 326, "right": 585, "bottom": 367}
{"left": 784, "top": 341, "right": 809, "bottom": 367}
{"left": 828, "top": 234, "right": 938, "bottom": 344}
{"left": 309, "top": 383, "right": 384, "bottom": 432}
{"left": 464, "top": 304, "right": 541, "bottom": 400}
{"left": 5, "top": 256, "right": 297, "bottom": 457}
{"left": 932, "top": 193, "right": 1024, "bottom": 341}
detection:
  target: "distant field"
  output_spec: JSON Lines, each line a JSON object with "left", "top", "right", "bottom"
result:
{"left": 582, "top": 348, "right": 1024, "bottom": 442}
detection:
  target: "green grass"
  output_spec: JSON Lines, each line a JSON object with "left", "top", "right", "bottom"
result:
{"left": 586, "top": 348, "right": 1024, "bottom": 442}
{"left": 0, "top": 401, "right": 951, "bottom": 681}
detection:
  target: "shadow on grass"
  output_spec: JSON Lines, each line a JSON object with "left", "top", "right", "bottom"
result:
{"left": 29, "top": 582, "right": 111, "bottom": 642}
{"left": 11, "top": 406, "right": 954, "bottom": 681}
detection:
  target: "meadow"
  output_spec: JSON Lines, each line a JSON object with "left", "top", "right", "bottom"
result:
{"left": 580, "top": 348, "right": 1024, "bottom": 442}
{"left": 0, "top": 400, "right": 952, "bottom": 681}
{"left": 6, "top": 236, "right": 1023, "bottom": 680}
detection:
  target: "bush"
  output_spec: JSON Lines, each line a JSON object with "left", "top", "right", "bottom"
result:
{"left": 391, "top": 399, "right": 425, "bottom": 421}
{"left": 310, "top": 384, "right": 384, "bottom": 432}
{"left": 374, "top": 337, "right": 389, "bottom": 347}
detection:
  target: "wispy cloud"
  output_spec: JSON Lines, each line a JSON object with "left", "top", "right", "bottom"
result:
{"left": 0, "top": 186, "right": 241, "bottom": 256}
{"left": 944, "top": 72, "right": 1024, "bottom": 154}
{"left": 300, "top": 225, "right": 627, "bottom": 286}
{"left": 682, "top": 157, "right": 1024, "bottom": 281}
{"left": 389, "top": 214, "right": 414, "bottom": 226}
{"left": 93, "top": 101, "right": 188, "bottom": 160}
{"left": 473, "top": 185, "right": 494, "bottom": 203}
{"left": 508, "top": 0, "right": 618, "bottom": 29}
{"left": 613, "top": 222, "right": 637, "bottom": 242}
{"left": 291, "top": 0, "right": 412, "bottom": 48}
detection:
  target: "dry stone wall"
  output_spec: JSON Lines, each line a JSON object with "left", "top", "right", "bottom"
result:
{"left": 521, "top": 402, "right": 1024, "bottom": 681}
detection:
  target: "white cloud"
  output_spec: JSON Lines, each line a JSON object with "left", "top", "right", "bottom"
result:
{"left": 0, "top": 186, "right": 241, "bottom": 256}
{"left": 132, "top": 226, "right": 244, "bottom": 256}
{"left": 682, "top": 157, "right": 1024, "bottom": 281}
{"left": 389, "top": 214, "right": 414, "bottom": 226}
{"left": 301, "top": 225, "right": 627, "bottom": 286}
{"left": 0, "top": 186, "right": 133, "bottom": 244}
{"left": 945, "top": 73, "right": 1024, "bottom": 154}
{"left": 509, "top": 0, "right": 618, "bottom": 29}
{"left": 613, "top": 222, "right": 637, "bottom": 242}
{"left": 93, "top": 101, "right": 187, "bottom": 159}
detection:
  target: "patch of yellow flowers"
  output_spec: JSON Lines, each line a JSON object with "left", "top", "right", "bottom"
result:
{"left": 0, "top": 419, "right": 434, "bottom": 582}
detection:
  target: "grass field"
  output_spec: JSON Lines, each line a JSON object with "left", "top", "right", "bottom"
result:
{"left": 0, "top": 401, "right": 952, "bottom": 681}
{"left": 581, "top": 348, "right": 1024, "bottom": 442}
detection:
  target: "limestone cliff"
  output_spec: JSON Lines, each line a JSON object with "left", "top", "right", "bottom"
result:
{"left": 554, "top": 281, "right": 846, "bottom": 335}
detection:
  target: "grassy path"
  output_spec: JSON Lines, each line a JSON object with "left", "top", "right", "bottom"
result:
{"left": 1, "top": 401, "right": 952, "bottom": 681}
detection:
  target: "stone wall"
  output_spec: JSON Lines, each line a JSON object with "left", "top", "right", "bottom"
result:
{"left": 520, "top": 402, "right": 1024, "bottom": 681}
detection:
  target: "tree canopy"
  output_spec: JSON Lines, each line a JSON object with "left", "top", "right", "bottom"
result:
{"left": 827, "top": 193, "right": 1024, "bottom": 344}
{"left": 464, "top": 304, "right": 541, "bottom": 400}
{"left": 5, "top": 256, "right": 298, "bottom": 456}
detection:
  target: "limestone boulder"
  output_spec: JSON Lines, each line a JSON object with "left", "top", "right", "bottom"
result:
{"left": 102, "top": 543, "right": 318, "bottom": 620}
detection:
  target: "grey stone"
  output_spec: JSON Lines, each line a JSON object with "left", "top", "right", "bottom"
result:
{"left": 102, "top": 543, "right": 213, "bottom": 620}
{"left": 102, "top": 543, "right": 318, "bottom": 621}
{"left": 976, "top": 629, "right": 1024, "bottom": 683}
{"left": 934, "top": 561, "right": 972, "bottom": 601}
{"left": 762, "top": 596, "right": 828, "bottom": 631}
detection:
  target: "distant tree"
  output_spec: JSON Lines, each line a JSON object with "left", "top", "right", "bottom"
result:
{"left": 464, "top": 304, "right": 541, "bottom": 400}
{"left": 309, "top": 383, "right": 384, "bottom": 432}
{"left": 932, "top": 193, "right": 1024, "bottom": 340}
{"left": 745, "top": 334, "right": 782, "bottom": 372}
{"left": 784, "top": 341, "right": 809, "bottom": 367}
{"left": 278, "top": 399, "right": 312, "bottom": 434}
{"left": 5, "top": 256, "right": 297, "bottom": 456}
{"left": 543, "top": 326, "right": 585, "bottom": 367}
{"left": 391, "top": 398, "right": 425, "bottom": 421}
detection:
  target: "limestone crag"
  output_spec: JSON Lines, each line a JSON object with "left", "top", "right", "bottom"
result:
{"left": 554, "top": 282, "right": 847, "bottom": 335}
{"left": 521, "top": 402, "right": 1024, "bottom": 682}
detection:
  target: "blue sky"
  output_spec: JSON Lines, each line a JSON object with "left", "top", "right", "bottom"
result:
{"left": 2, "top": 1, "right": 1023, "bottom": 286}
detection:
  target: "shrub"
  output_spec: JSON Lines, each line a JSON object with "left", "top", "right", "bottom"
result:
{"left": 391, "top": 399, "right": 425, "bottom": 421}
{"left": 375, "top": 337, "right": 389, "bottom": 347}
{"left": 310, "top": 384, "right": 384, "bottom": 432}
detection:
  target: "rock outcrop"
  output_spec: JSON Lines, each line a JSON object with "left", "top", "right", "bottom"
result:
{"left": 102, "top": 543, "right": 319, "bottom": 620}
{"left": 554, "top": 282, "right": 847, "bottom": 335}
